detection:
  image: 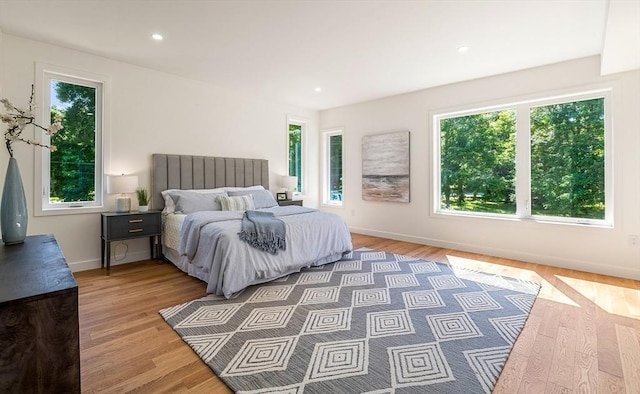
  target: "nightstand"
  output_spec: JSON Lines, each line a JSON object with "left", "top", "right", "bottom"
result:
{"left": 278, "top": 199, "right": 303, "bottom": 206}
{"left": 100, "top": 211, "right": 161, "bottom": 274}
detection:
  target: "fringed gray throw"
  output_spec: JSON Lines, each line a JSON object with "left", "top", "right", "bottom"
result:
{"left": 238, "top": 210, "right": 286, "bottom": 254}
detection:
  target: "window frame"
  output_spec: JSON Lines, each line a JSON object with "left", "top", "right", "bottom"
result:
{"left": 322, "top": 128, "right": 344, "bottom": 206}
{"left": 286, "top": 116, "right": 307, "bottom": 196}
{"left": 34, "top": 63, "right": 109, "bottom": 216}
{"left": 433, "top": 88, "right": 613, "bottom": 227}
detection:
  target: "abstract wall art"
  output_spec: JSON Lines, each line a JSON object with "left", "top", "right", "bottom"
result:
{"left": 362, "top": 130, "right": 410, "bottom": 202}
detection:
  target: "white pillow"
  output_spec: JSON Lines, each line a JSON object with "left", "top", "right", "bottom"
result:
{"left": 226, "top": 185, "right": 265, "bottom": 192}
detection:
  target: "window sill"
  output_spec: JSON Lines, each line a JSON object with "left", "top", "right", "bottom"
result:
{"left": 35, "top": 205, "right": 106, "bottom": 217}
{"left": 433, "top": 210, "right": 613, "bottom": 229}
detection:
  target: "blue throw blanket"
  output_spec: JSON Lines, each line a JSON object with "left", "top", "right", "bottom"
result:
{"left": 238, "top": 210, "right": 286, "bottom": 254}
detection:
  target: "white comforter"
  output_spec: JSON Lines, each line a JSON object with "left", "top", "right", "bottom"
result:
{"left": 176, "top": 206, "right": 352, "bottom": 297}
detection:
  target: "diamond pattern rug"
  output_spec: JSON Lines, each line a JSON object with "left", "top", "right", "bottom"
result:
{"left": 160, "top": 248, "right": 540, "bottom": 393}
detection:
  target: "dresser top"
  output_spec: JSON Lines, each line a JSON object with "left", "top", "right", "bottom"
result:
{"left": 101, "top": 210, "right": 161, "bottom": 217}
{"left": 0, "top": 235, "right": 77, "bottom": 305}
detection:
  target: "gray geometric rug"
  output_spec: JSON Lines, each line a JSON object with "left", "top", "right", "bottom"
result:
{"left": 160, "top": 248, "right": 540, "bottom": 393}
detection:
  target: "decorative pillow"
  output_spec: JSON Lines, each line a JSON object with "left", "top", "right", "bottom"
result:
{"left": 218, "top": 194, "right": 255, "bottom": 211}
{"left": 174, "top": 192, "right": 227, "bottom": 214}
{"left": 228, "top": 190, "right": 278, "bottom": 209}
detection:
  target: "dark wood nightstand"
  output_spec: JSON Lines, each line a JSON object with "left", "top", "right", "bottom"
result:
{"left": 100, "top": 211, "right": 161, "bottom": 274}
{"left": 278, "top": 199, "right": 303, "bottom": 206}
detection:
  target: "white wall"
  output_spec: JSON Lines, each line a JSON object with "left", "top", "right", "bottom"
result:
{"left": 0, "top": 34, "right": 319, "bottom": 270}
{"left": 320, "top": 56, "right": 640, "bottom": 280}
{"left": 0, "top": 28, "right": 4, "bottom": 97}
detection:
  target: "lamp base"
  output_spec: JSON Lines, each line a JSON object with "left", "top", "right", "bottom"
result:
{"left": 286, "top": 190, "right": 294, "bottom": 200}
{"left": 115, "top": 197, "right": 131, "bottom": 213}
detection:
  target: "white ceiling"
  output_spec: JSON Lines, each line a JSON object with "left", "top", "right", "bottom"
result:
{"left": 0, "top": 0, "right": 638, "bottom": 110}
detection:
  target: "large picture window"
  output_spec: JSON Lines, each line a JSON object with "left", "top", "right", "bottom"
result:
{"left": 35, "top": 64, "right": 105, "bottom": 214}
{"left": 435, "top": 90, "right": 611, "bottom": 225}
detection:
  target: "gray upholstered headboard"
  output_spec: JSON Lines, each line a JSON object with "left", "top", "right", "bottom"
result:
{"left": 151, "top": 154, "right": 270, "bottom": 210}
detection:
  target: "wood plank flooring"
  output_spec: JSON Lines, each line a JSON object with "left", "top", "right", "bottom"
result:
{"left": 75, "top": 233, "right": 640, "bottom": 393}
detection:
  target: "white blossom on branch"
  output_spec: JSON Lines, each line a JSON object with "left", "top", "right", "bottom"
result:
{"left": 1, "top": 84, "right": 63, "bottom": 158}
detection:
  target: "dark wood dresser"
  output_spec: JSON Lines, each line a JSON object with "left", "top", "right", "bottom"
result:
{"left": 0, "top": 235, "right": 80, "bottom": 393}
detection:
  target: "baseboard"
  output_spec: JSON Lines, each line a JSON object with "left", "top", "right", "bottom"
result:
{"left": 68, "top": 227, "right": 638, "bottom": 280}
{"left": 349, "top": 226, "right": 640, "bottom": 280}
{"left": 68, "top": 250, "right": 151, "bottom": 272}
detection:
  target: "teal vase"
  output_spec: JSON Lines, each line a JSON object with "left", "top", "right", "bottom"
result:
{"left": 1, "top": 158, "right": 28, "bottom": 245}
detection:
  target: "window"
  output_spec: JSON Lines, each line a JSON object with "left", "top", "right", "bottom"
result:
{"left": 287, "top": 118, "right": 306, "bottom": 194}
{"left": 35, "top": 64, "right": 106, "bottom": 214}
{"left": 439, "top": 109, "right": 516, "bottom": 215}
{"left": 530, "top": 99, "right": 606, "bottom": 220}
{"left": 434, "top": 90, "right": 611, "bottom": 225}
{"left": 323, "top": 129, "right": 343, "bottom": 205}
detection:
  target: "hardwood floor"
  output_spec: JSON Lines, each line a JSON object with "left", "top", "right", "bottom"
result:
{"left": 75, "top": 233, "right": 640, "bottom": 393}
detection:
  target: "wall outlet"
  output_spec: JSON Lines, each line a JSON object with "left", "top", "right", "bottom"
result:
{"left": 351, "top": 209, "right": 355, "bottom": 217}
{"left": 629, "top": 235, "right": 639, "bottom": 247}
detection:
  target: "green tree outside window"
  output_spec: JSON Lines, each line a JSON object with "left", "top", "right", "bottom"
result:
{"left": 49, "top": 80, "right": 97, "bottom": 203}
{"left": 439, "top": 96, "right": 605, "bottom": 220}
{"left": 288, "top": 123, "right": 302, "bottom": 192}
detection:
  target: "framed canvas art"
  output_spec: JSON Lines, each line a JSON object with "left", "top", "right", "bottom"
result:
{"left": 362, "top": 130, "right": 410, "bottom": 202}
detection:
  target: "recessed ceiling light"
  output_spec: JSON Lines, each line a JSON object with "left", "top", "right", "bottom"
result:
{"left": 457, "top": 46, "right": 470, "bottom": 53}
{"left": 315, "top": 87, "right": 322, "bottom": 92}
{"left": 151, "top": 33, "right": 163, "bottom": 41}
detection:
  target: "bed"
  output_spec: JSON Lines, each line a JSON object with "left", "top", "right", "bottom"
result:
{"left": 152, "top": 154, "right": 353, "bottom": 298}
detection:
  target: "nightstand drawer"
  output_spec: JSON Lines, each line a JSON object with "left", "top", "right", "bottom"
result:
{"left": 278, "top": 199, "right": 303, "bottom": 206}
{"left": 105, "top": 213, "right": 161, "bottom": 240}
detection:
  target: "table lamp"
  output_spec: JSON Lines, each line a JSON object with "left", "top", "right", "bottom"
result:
{"left": 107, "top": 174, "right": 139, "bottom": 213}
{"left": 281, "top": 175, "right": 298, "bottom": 200}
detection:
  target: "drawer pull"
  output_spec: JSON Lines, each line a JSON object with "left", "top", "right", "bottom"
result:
{"left": 129, "top": 219, "right": 143, "bottom": 223}
{"left": 129, "top": 229, "right": 143, "bottom": 233}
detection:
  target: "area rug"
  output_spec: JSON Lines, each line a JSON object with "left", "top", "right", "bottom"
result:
{"left": 160, "top": 248, "right": 540, "bottom": 393}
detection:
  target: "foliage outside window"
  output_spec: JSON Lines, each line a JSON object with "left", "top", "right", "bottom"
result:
{"left": 49, "top": 80, "right": 98, "bottom": 203}
{"left": 288, "top": 121, "right": 303, "bottom": 193}
{"left": 324, "top": 130, "right": 343, "bottom": 205}
{"left": 36, "top": 65, "right": 104, "bottom": 214}
{"left": 440, "top": 110, "right": 516, "bottom": 214}
{"left": 530, "top": 99, "right": 605, "bottom": 219}
{"left": 436, "top": 92, "right": 609, "bottom": 224}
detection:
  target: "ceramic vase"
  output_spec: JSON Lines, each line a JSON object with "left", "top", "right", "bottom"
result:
{"left": 1, "top": 158, "right": 28, "bottom": 245}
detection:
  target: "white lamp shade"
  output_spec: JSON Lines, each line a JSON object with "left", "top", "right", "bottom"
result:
{"left": 281, "top": 175, "right": 298, "bottom": 191}
{"left": 107, "top": 175, "right": 138, "bottom": 194}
